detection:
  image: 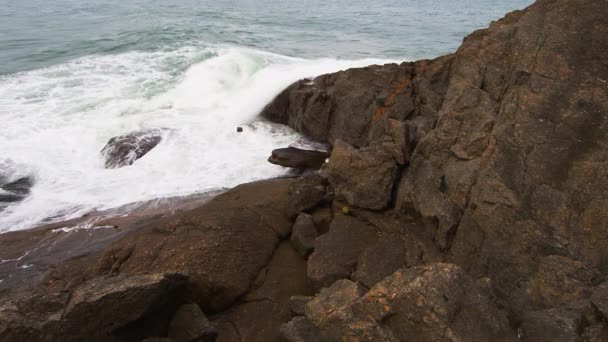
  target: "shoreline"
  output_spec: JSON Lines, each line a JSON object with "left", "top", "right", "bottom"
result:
{"left": 2, "top": 0, "right": 608, "bottom": 341}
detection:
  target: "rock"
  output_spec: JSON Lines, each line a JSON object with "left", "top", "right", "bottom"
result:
{"left": 287, "top": 175, "right": 327, "bottom": 217}
{"left": 591, "top": 281, "right": 608, "bottom": 320}
{"left": 101, "top": 129, "right": 164, "bottom": 168}
{"left": 307, "top": 215, "right": 377, "bottom": 290}
{"left": 62, "top": 273, "right": 187, "bottom": 337}
{"left": 354, "top": 237, "right": 406, "bottom": 288}
{"left": 280, "top": 316, "right": 322, "bottom": 342}
{"left": 213, "top": 241, "right": 311, "bottom": 342}
{"left": 582, "top": 324, "right": 608, "bottom": 342}
{"left": 288, "top": 296, "right": 312, "bottom": 316}
{"left": 324, "top": 140, "right": 397, "bottom": 210}
{"left": 290, "top": 213, "right": 317, "bottom": 257}
{"left": 0, "top": 176, "right": 34, "bottom": 207}
{"left": 43, "top": 178, "right": 295, "bottom": 312}
{"left": 526, "top": 255, "right": 601, "bottom": 307}
{"left": 520, "top": 308, "right": 582, "bottom": 342}
{"left": 304, "top": 279, "right": 367, "bottom": 333}
{"left": 268, "top": 147, "right": 328, "bottom": 169}
{"left": 0, "top": 273, "right": 187, "bottom": 341}
{"left": 168, "top": 303, "right": 217, "bottom": 342}
{"left": 310, "top": 206, "right": 332, "bottom": 235}
{"left": 304, "top": 264, "right": 516, "bottom": 341}
{"left": 236, "top": 126, "right": 243, "bottom": 132}
{"left": 1, "top": 177, "right": 33, "bottom": 196}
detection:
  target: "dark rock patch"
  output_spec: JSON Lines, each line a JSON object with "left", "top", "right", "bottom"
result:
{"left": 268, "top": 147, "right": 328, "bottom": 169}
{"left": 101, "top": 129, "right": 164, "bottom": 168}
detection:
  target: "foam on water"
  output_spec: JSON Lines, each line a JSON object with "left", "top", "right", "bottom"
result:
{"left": 0, "top": 45, "right": 394, "bottom": 231}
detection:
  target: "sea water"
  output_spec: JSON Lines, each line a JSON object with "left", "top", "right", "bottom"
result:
{"left": 0, "top": 0, "right": 532, "bottom": 231}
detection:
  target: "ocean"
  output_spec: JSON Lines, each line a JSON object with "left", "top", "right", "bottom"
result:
{"left": 0, "top": 0, "right": 532, "bottom": 231}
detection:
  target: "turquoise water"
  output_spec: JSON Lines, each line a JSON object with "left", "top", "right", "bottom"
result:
{"left": 0, "top": 0, "right": 532, "bottom": 231}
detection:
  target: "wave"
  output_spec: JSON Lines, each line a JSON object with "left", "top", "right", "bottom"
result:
{"left": 0, "top": 44, "right": 397, "bottom": 232}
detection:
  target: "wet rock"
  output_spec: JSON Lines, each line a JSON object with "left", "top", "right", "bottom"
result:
{"left": 268, "top": 147, "right": 328, "bottom": 169}
{"left": 290, "top": 213, "right": 317, "bottom": 257}
{"left": 280, "top": 316, "right": 322, "bottom": 342}
{"left": 520, "top": 307, "right": 582, "bottom": 342}
{"left": 307, "top": 215, "right": 377, "bottom": 290}
{"left": 324, "top": 140, "right": 397, "bottom": 210}
{"left": 354, "top": 237, "right": 406, "bottom": 288}
{"left": 101, "top": 129, "right": 164, "bottom": 168}
{"left": 168, "top": 303, "right": 217, "bottom": 342}
{"left": 0, "top": 176, "right": 34, "bottom": 207}
{"left": 45, "top": 178, "right": 295, "bottom": 312}
{"left": 1, "top": 177, "right": 33, "bottom": 196}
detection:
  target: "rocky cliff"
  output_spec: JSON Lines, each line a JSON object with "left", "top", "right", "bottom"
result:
{"left": 1, "top": 0, "right": 607, "bottom": 341}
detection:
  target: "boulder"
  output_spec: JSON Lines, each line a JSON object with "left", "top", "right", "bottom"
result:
{"left": 0, "top": 176, "right": 34, "bottom": 207}
{"left": 290, "top": 213, "right": 317, "bottom": 257}
{"left": 307, "top": 215, "right": 377, "bottom": 290}
{"left": 168, "top": 303, "right": 217, "bottom": 342}
{"left": 304, "top": 264, "right": 516, "bottom": 341}
{"left": 268, "top": 147, "right": 328, "bottom": 169}
{"left": 101, "top": 129, "right": 164, "bottom": 168}
{"left": 213, "top": 241, "right": 311, "bottom": 342}
{"left": 520, "top": 308, "right": 582, "bottom": 342}
{"left": 354, "top": 237, "right": 406, "bottom": 288}
{"left": 287, "top": 175, "right": 327, "bottom": 217}
{"left": 324, "top": 140, "right": 397, "bottom": 210}
{"left": 0, "top": 273, "right": 187, "bottom": 341}
{"left": 591, "top": 281, "right": 608, "bottom": 321}
{"left": 280, "top": 316, "right": 322, "bottom": 342}
{"left": 288, "top": 296, "right": 312, "bottom": 316}
{"left": 43, "top": 179, "right": 295, "bottom": 312}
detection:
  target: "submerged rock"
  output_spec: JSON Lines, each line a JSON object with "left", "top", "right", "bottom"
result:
{"left": 268, "top": 147, "right": 328, "bottom": 169}
{"left": 0, "top": 176, "right": 34, "bottom": 208}
{"left": 101, "top": 129, "right": 164, "bottom": 168}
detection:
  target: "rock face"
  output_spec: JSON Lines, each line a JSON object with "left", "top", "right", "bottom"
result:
{"left": 101, "top": 129, "right": 164, "bottom": 168}
{"left": 168, "top": 303, "right": 217, "bottom": 342}
{"left": 304, "top": 264, "right": 516, "bottom": 342}
{"left": 0, "top": 273, "right": 187, "bottom": 341}
{"left": 268, "top": 147, "right": 328, "bottom": 169}
{"left": 262, "top": 0, "right": 608, "bottom": 337}
{"left": 323, "top": 140, "right": 398, "bottom": 210}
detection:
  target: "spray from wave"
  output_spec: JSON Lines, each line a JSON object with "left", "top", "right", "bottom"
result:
{"left": 0, "top": 45, "right": 395, "bottom": 232}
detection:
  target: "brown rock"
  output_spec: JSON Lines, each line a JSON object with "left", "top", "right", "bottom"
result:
{"left": 287, "top": 175, "right": 327, "bottom": 218}
{"left": 354, "top": 237, "right": 406, "bottom": 288}
{"left": 268, "top": 147, "right": 328, "bottom": 169}
{"left": 520, "top": 308, "right": 582, "bottom": 342}
{"left": 101, "top": 129, "right": 164, "bottom": 168}
{"left": 213, "top": 241, "right": 311, "bottom": 342}
{"left": 591, "top": 281, "right": 608, "bottom": 321}
{"left": 304, "top": 264, "right": 516, "bottom": 342}
{"left": 168, "top": 303, "right": 217, "bottom": 342}
{"left": 288, "top": 296, "right": 312, "bottom": 316}
{"left": 324, "top": 140, "right": 398, "bottom": 210}
{"left": 290, "top": 213, "right": 317, "bottom": 257}
{"left": 307, "top": 215, "right": 377, "bottom": 290}
{"left": 280, "top": 316, "right": 322, "bottom": 342}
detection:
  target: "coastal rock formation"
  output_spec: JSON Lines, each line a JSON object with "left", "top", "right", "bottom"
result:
{"left": 0, "top": 176, "right": 34, "bottom": 209}
{"left": 101, "top": 129, "right": 164, "bottom": 168}
{"left": 268, "top": 147, "right": 328, "bottom": 169}
{"left": 1, "top": 0, "right": 607, "bottom": 341}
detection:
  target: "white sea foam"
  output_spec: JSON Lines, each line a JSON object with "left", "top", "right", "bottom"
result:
{"left": 0, "top": 45, "right": 394, "bottom": 232}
